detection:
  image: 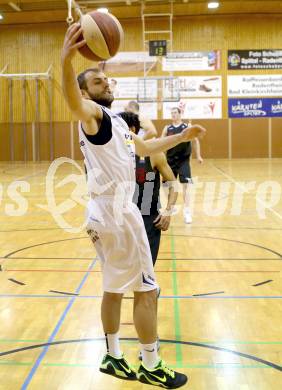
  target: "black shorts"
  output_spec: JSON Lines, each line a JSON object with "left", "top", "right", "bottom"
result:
{"left": 142, "top": 214, "right": 161, "bottom": 266}
{"left": 170, "top": 157, "right": 192, "bottom": 184}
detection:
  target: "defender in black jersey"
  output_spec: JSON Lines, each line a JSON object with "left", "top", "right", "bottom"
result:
{"left": 119, "top": 111, "right": 177, "bottom": 265}
{"left": 162, "top": 107, "right": 203, "bottom": 224}
{"left": 119, "top": 111, "right": 178, "bottom": 360}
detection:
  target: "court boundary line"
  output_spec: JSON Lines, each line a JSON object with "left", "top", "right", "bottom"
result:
{"left": 0, "top": 294, "right": 281, "bottom": 299}
{"left": 170, "top": 226, "right": 182, "bottom": 365}
{"left": 20, "top": 258, "right": 97, "bottom": 389}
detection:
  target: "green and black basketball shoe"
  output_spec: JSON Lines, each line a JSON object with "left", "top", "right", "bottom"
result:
{"left": 99, "top": 353, "right": 137, "bottom": 380}
{"left": 137, "top": 359, "right": 188, "bottom": 388}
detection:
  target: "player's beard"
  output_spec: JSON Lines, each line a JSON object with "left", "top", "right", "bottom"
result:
{"left": 88, "top": 91, "right": 114, "bottom": 108}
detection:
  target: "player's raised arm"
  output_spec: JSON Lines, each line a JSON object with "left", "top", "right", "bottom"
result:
{"left": 61, "top": 23, "right": 102, "bottom": 128}
{"left": 132, "top": 124, "right": 206, "bottom": 157}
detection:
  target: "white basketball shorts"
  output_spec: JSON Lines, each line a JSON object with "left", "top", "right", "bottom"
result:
{"left": 86, "top": 197, "right": 158, "bottom": 294}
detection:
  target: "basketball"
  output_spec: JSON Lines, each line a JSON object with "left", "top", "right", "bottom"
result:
{"left": 77, "top": 11, "right": 123, "bottom": 61}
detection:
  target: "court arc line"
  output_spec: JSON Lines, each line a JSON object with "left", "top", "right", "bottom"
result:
{"left": 3, "top": 234, "right": 282, "bottom": 261}
{"left": 4, "top": 237, "right": 87, "bottom": 259}
{"left": 0, "top": 337, "right": 281, "bottom": 372}
{"left": 193, "top": 340, "right": 282, "bottom": 345}
{"left": 163, "top": 234, "right": 282, "bottom": 259}
{"left": 1, "top": 338, "right": 282, "bottom": 345}
{"left": 0, "top": 360, "right": 276, "bottom": 369}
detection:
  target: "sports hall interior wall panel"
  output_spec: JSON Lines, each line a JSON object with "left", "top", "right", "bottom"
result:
{"left": 0, "top": 79, "right": 9, "bottom": 123}
{"left": 154, "top": 119, "right": 228, "bottom": 159}
{"left": 38, "top": 122, "right": 52, "bottom": 161}
{"left": 26, "top": 124, "right": 34, "bottom": 161}
{"left": 0, "top": 124, "right": 11, "bottom": 161}
{"left": 194, "top": 119, "right": 229, "bottom": 159}
{"left": 53, "top": 122, "right": 71, "bottom": 159}
{"left": 0, "top": 122, "right": 51, "bottom": 161}
{"left": 232, "top": 118, "right": 269, "bottom": 158}
{"left": 12, "top": 123, "right": 25, "bottom": 161}
{"left": 153, "top": 120, "right": 168, "bottom": 138}
{"left": 17, "top": 123, "right": 33, "bottom": 161}
{"left": 271, "top": 118, "right": 282, "bottom": 158}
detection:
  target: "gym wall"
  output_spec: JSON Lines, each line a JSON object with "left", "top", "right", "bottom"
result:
{"left": 0, "top": 14, "right": 282, "bottom": 160}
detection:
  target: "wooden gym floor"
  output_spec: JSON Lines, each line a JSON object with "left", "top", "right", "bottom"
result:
{"left": 0, "top": 159, "right": 281, "bottom": 389}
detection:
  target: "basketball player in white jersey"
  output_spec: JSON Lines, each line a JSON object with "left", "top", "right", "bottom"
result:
{"left": 125, "top": 100, "right": 157, "bottom": 140}
{"left": 61, "top": 23, "right": 206, "bottom": 389}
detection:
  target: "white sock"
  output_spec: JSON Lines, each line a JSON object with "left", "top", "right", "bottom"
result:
{"left": 141, "top": 341, "right": 159, "bottom": 369}
{"left": 184, "top": 206, "right": 191, "bottom": 214}
{"left": 105, "top": 332, "right": 122, "bottom": 358}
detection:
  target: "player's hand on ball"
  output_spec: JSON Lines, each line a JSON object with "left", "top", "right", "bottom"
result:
{"left": 154, "top": 214, "right": 171, "bottom": 231}
{"left": 181, "top": 125, "right": 206, "bottom": 142}
{"left": 61, "top": 23, "right": 86, "bottom": 62}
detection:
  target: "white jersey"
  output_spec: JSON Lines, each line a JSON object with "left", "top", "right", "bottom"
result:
{"left": 82, "top": 106, "right": 158, "bottom": 294}
{"left": 79, "top": 106, "right": 136, "bottom": 197}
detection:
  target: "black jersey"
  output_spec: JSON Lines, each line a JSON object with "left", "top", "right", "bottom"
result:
{"left": 166, "top": 123, "right": 192, "bottom": 169}
{"left": 133, "top": 155, "right": 161, "bottom": 216}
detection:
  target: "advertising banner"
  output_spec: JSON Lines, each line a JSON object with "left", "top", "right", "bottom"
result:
{"left": 228, "top": 75, "right": 282, "bottom": 97}
{"left": 228, "top": 98, "right": 282, "bottom": 117}
{"left": 163, "top": 99, "right": 222, "bottom": 119}
{"left": 228, "top": 50, "right": 282, "bottom": 70}
{"left": 162, "top": 51, "right": 220, "bottom": 71}
{"left": 163, "top": 76, "right": 222, "bottom": 98}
